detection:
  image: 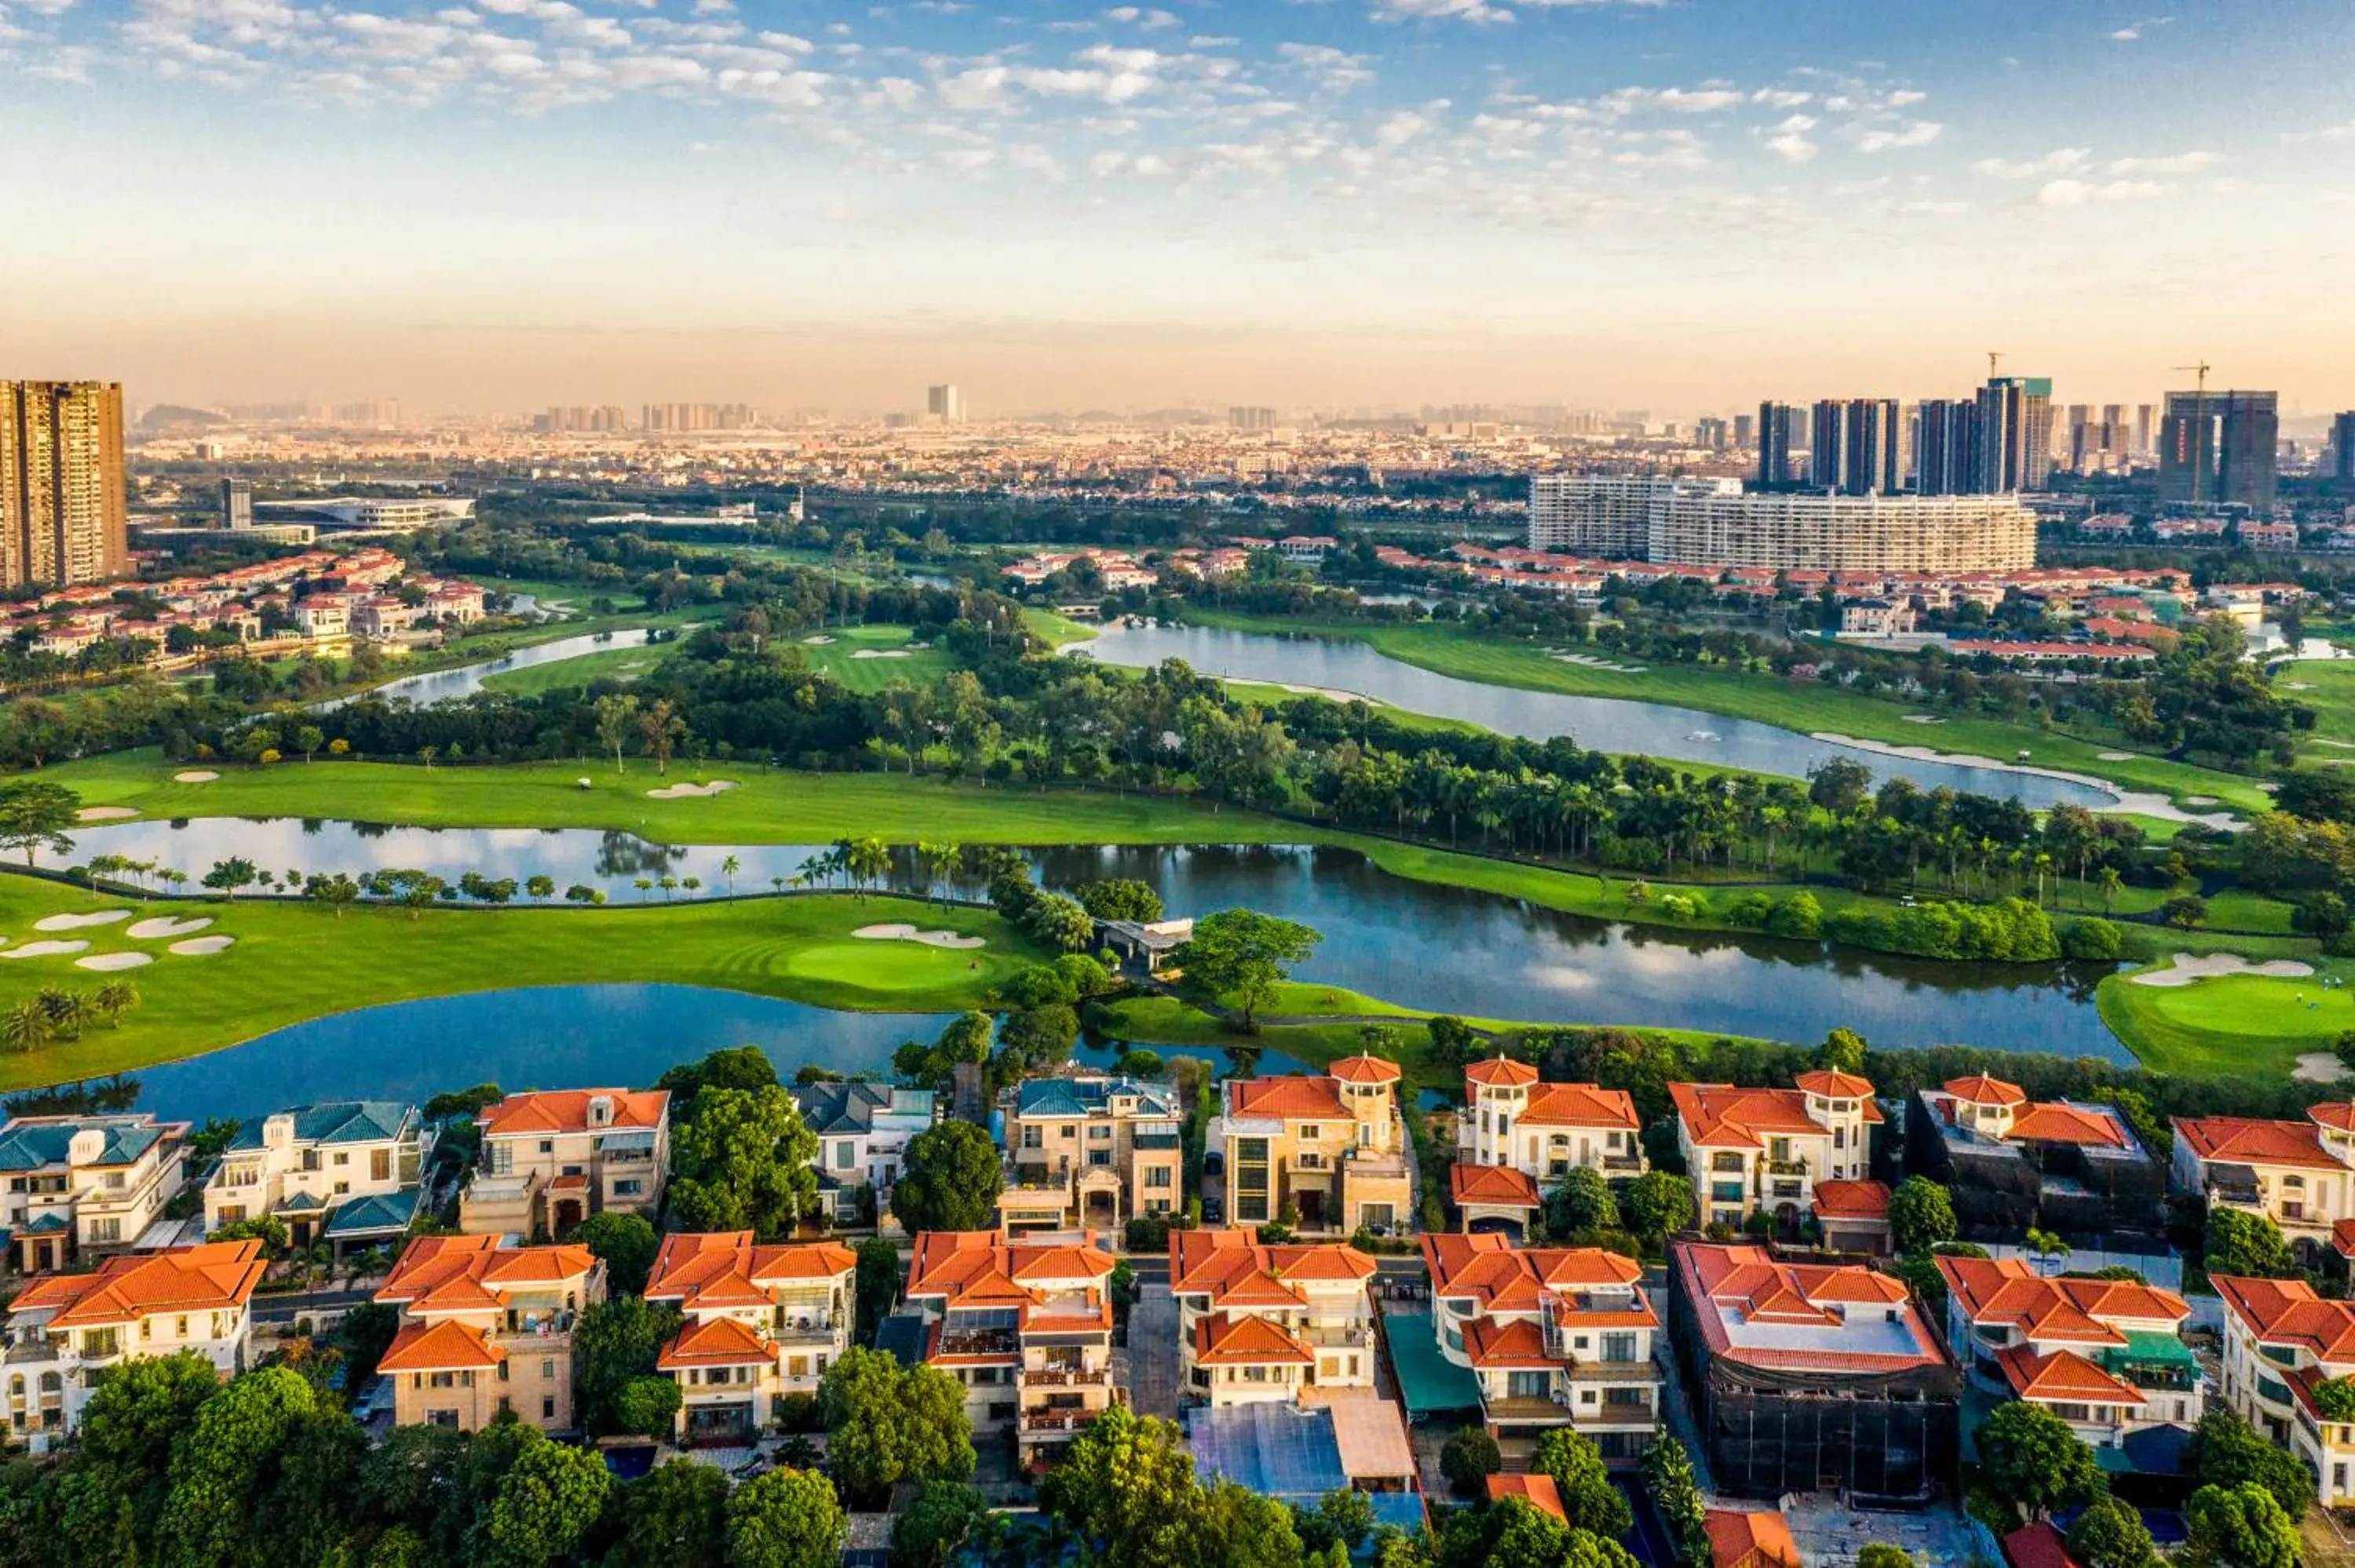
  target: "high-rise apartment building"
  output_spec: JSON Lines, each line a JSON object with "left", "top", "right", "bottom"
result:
{"left": 1973, "top": 376, "right": 2054, "bottom": 492}
{"left": 1, "top": 380, "right": 128, "bottom": 589}
{"left": 1809, "top": 399, "right": 1848, "bottom": 490}
{"left": 2160, "top": 389, "right": 2278, "bottom": 511}
{"left": 1913, "top": 400, "right": 1975, "bottom": 496}
{"left": 221, "top": 477, "right": 253, "bottom": 531}
{"left": 1229, "top": 406, "right": 1277, "bottom": 432}
{"left": 1528, "top": 476, "right": 2032, "bottom": 573}
{"left": 1756, "top": 402, "right": 1798, "bottom": 487}
{"left": 926, "top": 384, "right": 965, "bottom": 423}
{"left": 2332, "top": 412, "right": 2355, "bottom": 483}
{"left": 1842, "top": 399, "right": 1900, "bottom": 495}
{"left": 1732, "top": 413, "right": 1755, "bottom": 451}
{"left": 1695, "top": 417, "right": 1729, "bottom": 453}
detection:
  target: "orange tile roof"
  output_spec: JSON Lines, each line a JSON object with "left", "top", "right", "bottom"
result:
{"left": 1995, "top": 1344, "right": 2145, "bottom": 1406}
{"left": 1466, "top": 1056, "right": 1539, "bottom": 1088}
{"left": 1226, "top": 1076, "right": 1351, "bottom": 1121}
{"left": 1488, "top": 1473, "right": 1566, "bottom": 1521}
{"left": 2335, "top": 1219, "right": 2355, "bottom": 1261}
{"left": 1706, "top": 1508, "right": 1802, "bottom": 1568}
{"left": 1518, "top": 1082, "right": 1641, "bottom": 1131}
{"left": 376, "top": 1234, "right": 598, "bottom": 1315}
{"left": 1946, "top": 1074, "right": 2028, "bottom": 1106}
{"left": 2174, "top": 1114, "right": 2341, "bottom": 1171}
{"left": 2006, "top": 1103, "right": 2128, "bottom": 1148}
{"left": 2004, "top": 1522, "right": 2085, "bottom": 1568}
{"left": 2214, "top": 1274, "right": 2355, "bottom": 1361}
{"left": 658, "top": 1315, "right": 776, "bottom": 1369}
{"left": 904, "top": 1230, "right": 1115, "bottom": 1323}
{"left": 1677, "top": 1242, "right": 1937, "bottom": 1375}
{"left": 1811, "top": 1180, "right": 1891, "bottom": 1221}
{"left": 645, "top": 1231, "right": 856, "bottom": 1313}
{"left": 1420, "top": 1232, "right": 1649, "bottom": 1322}
{"left": 1794, "top": 1070, "right": 1876, "bottom": 1099}
{"left": 2312, "top": 1103, "right": 2355, "bottom": 1133}
{"left": 1451, "top": 1163, "right": 1543, "bottom": 1209}
{"left": 1463, "top": 1316, "right": 1561, "bottom": 1369}
{"left": 1193, "top": 1312, "right": 1314, "bottom": 1366}
{"left": 10, "top": 1241, "right": 263, "bottom": 1328}
{"left": 1670, "top": 1082, "right": 1879, "bottom": 1150}
{"left": 379, "top": 1318, "right": 505, "bottom": 1373}
{"left": 479, "top": 1088, "right": 669, "bottom": 1138}
{"left": 1170, "top": 1228, "right": 1376, "bottom": 1311}
{"left": 1329, "top": 1055, "right": 1401, "bottom": 1085}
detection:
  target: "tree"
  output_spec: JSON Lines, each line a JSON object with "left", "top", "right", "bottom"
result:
{"left": 1037, "top": 1406, "right": 1202, "bottom": 1568}
{"left": 657, "top": 1044, "right": 780, "bottom": 1100}
{"left": 854, "top": 1235, "right": 903, "bottom": 1347}
{"left": 2065, "top": 1494, "right": 2161, "bottom": 1568}
{"left": 1857, "top": 1549, "right": 1916, "bottom": 1568}
{"left": 996, "top": 1003, "right": 1080, "bottom": 1071}
{"left": 202, "top": 856, "right": 259, "bottom": 899}
{"left": 78, "top": 1349, "right": 219, "bottom": 1480}
{"left": 892, "top": 1121, "right": 1005, "bottom": 1234}
{"left": 0, "top": 779, "right": 79, "bottom": 866}
{"left": 156, "top": 1364, "right": 319, "bottom": 1568}
{"left": 603, "top": 1460, "right": 728, "bottom": 1568}
{"left": 1546, "top": 1167, "right": 1620, "bottom": 1240}
{"left": 1975, "top": 1401, "right": 2105, "bottom": 1519}
{"left": 1621, "top": 1170, "right": 1695, "bottom": 1249}
{"left": 1816, "top": 1027, "right": 1868, "bottom": 1074}
{"left": 1439, "top": 1425, "right": 1500, "bottom": 1497}
{"left": 818, "top": 1348, "right": 976, "bottom": 1510}
{"left": 2206, "top": 1207, "right": 2298, "bottom": 1280}
{"left": 1642, "top": 1436, "right": 1710, "bottom": 1568}
{"left": 2184, "top": 1482, "right": 2298, "bottom": 1568}
{"left": 667, "top": 1085, "right": 821, "bottom": 1241}
{"left": 614, "top": 1375, "right": 683, "bottom": 1442}
{"left": 1077, "top": 878, "right": 1163, "bottom": 923}
{"left": 593, "top": 692, "right": 641, "bottom": 773}
{"left": 570, "top": 1211, "right": 659, "bottom": 1295}
{"left": 573, "top": 1296, "right": 682, "bottom": 1437}
{"left": 1, "top": 999, "right": 51, "bottom": 1053}
{"left": 1024, "top": 891, "right": 1097, "bottom": 952}
{"left": 1198, "top": 1480, "right": 1309, "bottom": 1568}
{"left": 2188, "top": 1408, "right": 2313, "bottom": 1518}
{"left": 725, "top": 1467, "right": 847, "bottom": 1568}
{"left": 1532, "top": 1427, "right": 1632, "bottom": 1539}
{"left": 1293, "top": 1488, "right": 1377, "bottom": 1559}
{"left": 423, "top": 1081, "right": 503, "bottom": 1121}
{"left": 1174, "top": 909, "right": 1323, "bottom": 1029}
{"left": 1426, "top": 1015, "right": 1481, "bottom": 1070}
{"left": 468, "top": 1428, "right": 611, "bottom": 1568}
{"left": 91, "top": 979, "right": 140, "bottom": 1028}
{"left": 1887, "top": 1176, "right": 1959, "bottom": 1255}
{"left": 892, "top": 1479, "right": 990, "bottom": 1568}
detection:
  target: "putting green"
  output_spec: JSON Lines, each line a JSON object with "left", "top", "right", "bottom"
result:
{"left": 2098, "top": 959, "right": 2355, "bottom": 1078}
{"left": 779, "top": 939, "right": 986, "bottom": 995}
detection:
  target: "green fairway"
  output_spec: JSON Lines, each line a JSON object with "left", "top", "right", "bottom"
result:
{"left": 1021, "top": 608, "right": 1099, "bottom": 648}
{"left": 787, "top": 625, "right": 958, "bottom": 694}
{"left": 0, "top": 873, "right": 1038, "bottom": 1091}
{"left": 2096, "top": 958, "right": 2355, "bottom": 1079}
{"left": 1182, "top": 609, "right": 2272, "bottom": 812}
{"left": 2281, "top": 659, "right": 2355, "bottom": 763}
{"left": 480, "top": 644, "right": 670, "bottom": 696}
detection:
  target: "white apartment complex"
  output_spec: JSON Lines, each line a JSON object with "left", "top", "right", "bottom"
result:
{"left": 1528, "top": 476, "right": 2036, "bottom": 574}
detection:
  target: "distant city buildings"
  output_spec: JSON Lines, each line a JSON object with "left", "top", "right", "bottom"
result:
{"left": 2160, "top": 389, "right": 2279, "bottom": 512}
{"left": 1755, "top": 402, "right": 1798, "bottom": 487}
{"left": 1528, "top": 476, "right": 2035, "bottom": 574}
{"left": 927, "top": 384, "right": 966, "bottom": 424}
{"left": 1, "top": 379, "right": 128, "bottom": 588}
{"left": 1229, "top": 406, "right": 1278, "bottom": 432}
{"left": 2330, "top": 410, "right": 2355, "bottom": 484}
{"left": 220, "top": 476, "right": 252, "bottom": 530}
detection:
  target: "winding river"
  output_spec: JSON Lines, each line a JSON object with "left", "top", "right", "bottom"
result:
{"left": 323, "top": 627, "right": 666, "bottom": 709}
{"left": 1075, "top": 622, "right": 2116, "bottom": 809}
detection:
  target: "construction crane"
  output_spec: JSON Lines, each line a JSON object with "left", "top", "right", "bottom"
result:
{"left": 2171, "top": 360, "right": 2214, "bottom": 504}
{"left": 1986, "top": 351, "right": 2005, "bottom": 381}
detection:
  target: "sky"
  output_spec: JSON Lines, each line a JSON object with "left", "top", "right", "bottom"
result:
{"left": 3, "top": 0, "right": 2354, "bottom": 418}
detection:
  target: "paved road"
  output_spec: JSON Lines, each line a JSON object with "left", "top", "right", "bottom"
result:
{"left": 1127, "top": 1284, "right": 1181, "bottom": 1419}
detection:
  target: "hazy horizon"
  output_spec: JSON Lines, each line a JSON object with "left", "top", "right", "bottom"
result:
{"left": 8, "top": 0, "right": 2355, "bottom": 416}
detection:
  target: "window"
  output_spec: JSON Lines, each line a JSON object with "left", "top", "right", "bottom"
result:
{"left": 542, "top": 1359, "right": 555, "bottom": 1380}
{"left": 1601, "top": 1333, "right": 1638, "bottom": 1364}
{"left": 372, "top": 1149, "right": 392, "bottom": 1183}
{"left": 301, "top": 1150, "right": 320, "bottom": 1172}
{"left": 1234, "top": 1138, "right": 1272, "bottom": 1224}
{"left": 1506, "top": 1370, "right": 1550, "bottom": 1399}
{"left": 614, "top": 1180, "right": 643, "bottom": 1198}
{"left": 334, "top": 1181, "right": 349, "bottom": 1195}
{"left": 427, "top": 1409, "right": 460, "bottom": 1429}
{"left": 1089, "top": 1126, "right": 1111, "bottom": 1142}
{"left": 836, "top": 1141, "right": 856, "bottom": 1169}
{"left": 1145, "top": 1167, "right": 1173, "bottom": 1188}
{"left": 1300, "top": 1125, "right": 1320, "bottom": 1143}
{"left": 1711, "top": 1152, "right": 1744, "bottom": 1172}
{"left": 542, "top": 1398, "right": 556, "bottom": 1420}
{"left": 88, "top": 1219, "right": 121, "bottom": 1244}
{"left": 1088, "top": 1150, "right": 1111, "bottom": 1168}
{"left": 1022, "top": 1127, "right": 1042, "bottom": 1150}
{"left": 176, "top": 1316, "right": 188, "bottom": 1338}
{"left": 538, "top": 1140, "right": 553, "bottom": 1154}
{"left": 333, "top": 1152, "right": 349, "bottom": 1166}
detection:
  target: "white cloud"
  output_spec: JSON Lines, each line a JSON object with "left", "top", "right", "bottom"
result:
{"left": 2107, "top": 150, "right": 2218, "bottom": 175}
{"left": 2036, "top": 177, "right": 2166, "bottom": 206}
{"left": 1971, "top": 147, "right": 2090, "bottom": 179}
{"left": 1851, "top": 119, "right": 1941, "bottom": 151}
{"left": 1762, "top": 115, "right": 1817, "bottom": 162}
{"left": 1368, "top": 0, "right": 1513, "bottom": 23}
{"left": 1751, "top": 87, "right": 1811, "bottom": 108}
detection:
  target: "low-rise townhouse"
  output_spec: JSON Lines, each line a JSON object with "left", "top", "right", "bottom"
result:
{"left": 1420, "top": 1231, "right": 1659, "bottom": 1460}
{"left": 1671, "top": 1073, "right": 1880, "bottom": 1235}
{"left": 903, "top": 1229, "right": 1119, "bottom": 1457}
{"left": 203, "top": 1099, "right": 427, "bottom": 1256}
{"left": 2172, "top": 1103, "right": 2355, "bottom": 1262}
{"left": 1669, "top": 1241, "right": 1959, "bottom": 1501}
{"left": 460, "top": 1088, "right": 669, "bottom": 1239}
{"left": 1937, "top": 1254, "right": 2200, "bottom": 1454}
{"left": 374, "top": 1234, "right": 605, "bottom": 1433}
{"left": 1170, "top": 1227, "right": 1379, "bottom": 1409}
{"left": 2212, "top": 1274, "right": 2355, "bottom": 1508}
{"left": 1220, "top": 1056, "right": 1412, "bottom": 1235}
{"left": 998, "top": 1074, "right": 1183, "bottom": 1233}
{"left": 792, "top": 1080, "right": 937, "bottom": 1227}
{"left": 644, "top": 1231, "right": 857, "bottom": 1446}
{"left": 1453, "top": 1058, "right": 1643, "bottom": 1233}
{"left": 0, "top": 1113, "right": 191, "bottom": 1273}
{"left": 0, "top": 1240, "right": 263, "bottom": 1452}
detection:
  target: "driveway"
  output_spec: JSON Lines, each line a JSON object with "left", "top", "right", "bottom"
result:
{"left": 1127, "top": 1282, "right": 1181, "bottom": 1420}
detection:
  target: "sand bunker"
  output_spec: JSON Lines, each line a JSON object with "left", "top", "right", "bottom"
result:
{"left": 35, "top": 910, "right": 131, "bottom": 932}
{"left": 852, "top": 923, "right": 988, "bottom": 950}
{"left": 849, "top": 648, "right": 911, "bottom": 659}
{"left": 2296, "top": 1052, "right": 2352, "bottom": 1084}
{"left": 75, "top": 806, "right": 139, "bottom": 822}
{"left": 2098, "top": 752, "right": 2137, "bottom": 761}
{"left": 2, "top": 941, "right": 88, "bottom": 960}
{"left": 1552, "top": 653, "right": 1645, "bottom": 674}
{"left": 2130, "top": 951, "right": 2317, "bottom": 988}
{"left": 173, "top": 770, "right": 219, "bottom": 782}
{"left": 801, "top": 635, "right": 835, "bottom": 646}
{"left": 647, "top": 780, "right": 739, "bottom": 800}
{"left": 75, "top": 952, "right": 152, "bottom": 972}
{"left": 170, "top": 935, "right": 236, "bottom": 956}
{"left": 128, "top": 916, "right": 213, "bottom": 940}
{"left": 1902, "top": 714, "right": 1944, "bottom": 725}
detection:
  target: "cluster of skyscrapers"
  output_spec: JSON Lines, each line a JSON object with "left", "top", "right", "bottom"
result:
{"left": 2157, "top": 389, "right": 2280, "bottom": 512}
{"left": 534, "top": 403, "right": 770, "bottom": 435}
{"left": 1, "top": 379, "right": 127, "bottom": 589}
{"left": 1757, "top": 375, "right": 2057, "bottom": 498}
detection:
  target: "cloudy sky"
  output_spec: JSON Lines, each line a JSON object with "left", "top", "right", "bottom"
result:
{"left": 3, "top": 0, "right": 2353, "bottom": 417}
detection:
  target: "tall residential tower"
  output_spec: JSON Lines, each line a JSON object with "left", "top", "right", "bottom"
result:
{"left": 1, "top": 380, "right": 128, "bottom": 589}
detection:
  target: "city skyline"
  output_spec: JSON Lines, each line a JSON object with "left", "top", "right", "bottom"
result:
{"left": 6, "top": 1, "right": 2355, "bottom": 412}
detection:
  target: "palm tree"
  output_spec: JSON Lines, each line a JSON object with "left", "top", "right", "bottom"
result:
{"left": 2097, "top": 866, "right": 2123, "bottom": 917}
{"left": 1, "top": 1001, "right": 50, "bottom": 1053}
{"left": 658, "top": 876, "right": 678, "bottom": 901}
{"left": 770, "top": 876, "right": 787, "bottom": 895}
{"left": 418, "top": 745, "right": 437, "bottom": 771}
{"left": 720, "top": 855, "right": 742, "bottom": 895}
{"left": 922, "top": 841, "right": 963, "bottom": 909}
{"left": 633, "top": 877, "right": 653, "bottom": 902}
{"left": 38, "top": 988, "right": 89, "bottom": 1041}
{"left": 845, "top": 837, "right": 892, "bottom": 901}
{"left": 93, "top": 982, "right": 139, "bottom": 1028}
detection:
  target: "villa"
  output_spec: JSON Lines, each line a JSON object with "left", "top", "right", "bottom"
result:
{"left": 1170, "top": 1227, "right": 1379, "bottom": 1409}
{"left": 1452, "top": 1058, "right": 1644, "bottom": 1234}
{"left": 1419, "top": 1231, "right": 1660, "bottom": 1460}
{"left": 1909, "top": 1076, "right": 2165, "bottom": 1248}
{"left": 459, "top": 1088, "right": 669, "bottom": 1239}
{"left": 902, "top": 1228, "right": 1119, "bottom": 1457}
{"left": 203, "top": 1100, "right": 429, "bottom": 1258}
{"left": 791, "top": 1081, "right": 937, "bottom": 1228}
{"left": 0, "top": 1113, "right": 192, "bottom": 1274}
{"left": 374, "top": 1234, "right": 606, "bottom": 1433}
{"left": 1936, "top": 1254, "right": 2200, "bottom": 1457}
{"left": 1670, "top": 1073, "right": 1881, "bottom": 1234}
{"left": 998, "top": 1074, "right": 1184, "bottom": 1233}
{"left": 644, "top": 1231, "right": 858, "bottom": 1446}
{"left": 2211, "top": 1274, "right": 2355, "bottom": 1508}
{"left": 0, "top": 1240, "right": 264, "bottom": 1452}
{"left": 1218, "top": 1056, "right": 1412, "bottom": 1235}
{"left": 2171, "top": 1104, "right": 2355, "bottom": 1263}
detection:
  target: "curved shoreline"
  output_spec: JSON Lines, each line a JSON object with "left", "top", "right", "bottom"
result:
{"left": 1809, "top": 733, "right": 2244, "bottom": 829}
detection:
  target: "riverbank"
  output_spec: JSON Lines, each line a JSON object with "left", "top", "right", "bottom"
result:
{"left": 0, "top": 873, "right": 1038, "bottom": 1091}
{"left": 1176, "top": 608, "right": 2273, "bottom": 814}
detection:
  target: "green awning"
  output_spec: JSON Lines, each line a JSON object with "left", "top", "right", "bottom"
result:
{"left": 2101, "top": 1330, "right": 2195, "bottom": 1372}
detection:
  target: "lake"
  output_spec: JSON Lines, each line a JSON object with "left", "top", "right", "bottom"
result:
{"left": 70, "top": 820, "right": 2129, "bottom": 1065}
{"left": 327, "top": 628, "right": 666, "bottom": 709}
{"left": 1075, "top": 622, "right": 2115, "bottom": 808}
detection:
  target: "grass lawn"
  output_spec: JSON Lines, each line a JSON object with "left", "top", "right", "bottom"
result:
{"left": 2282, "top": 659, "right": 2355, "bottom": 763}
{"left": 0, "top": 873, "right": 1039, "bottom": 1090}
{"left": 1022, "top": 608, "right": 1099, "bottom": 648}
{"left": 1184, "top": 609, "right": 2272, "bottom": 812}
{"left": 480, "top": 644, "right": 670, "bottom": 697}
{"left": 2097, "top": 958, "right": 2353, "bottom": 1079}
{"left": 789, "top": 625, "right": 959, "bottom": 694}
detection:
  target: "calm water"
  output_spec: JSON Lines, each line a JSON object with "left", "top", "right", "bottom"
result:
{"left": 1076, "top": 622, "right": 2114, "bottom": 808}
{"left": 71, "top": 821, "right": 2127, "bottom": 1065}
{"left": 328, "top": 628, "right": 663, "bottom": 709}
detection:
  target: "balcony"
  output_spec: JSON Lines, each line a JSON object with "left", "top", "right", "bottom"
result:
{"left": 771, "top": 1318, "right": 842, "bottom": 1346}
{"left": 940, "top": 1329, "right": 1020, "bottom": 1358}
{"left": 1601, "top": 1154, "right": 1645, "bottom": 1172}
{"left": 1298, "top": 1325, "right": 1375, "bottom": 1350}
{"left": 1022, "top": 1368, "right": 1112, "bottom": 1387}
{"left": 1765, "top": 1158, "right": 1810, "bottom": 1177}
{"left": 1345, "top": 1148, "right": 1408, "bottom": 1178}
{"left": 1020, "top": 1411, "right": 1094, "bottom": 1436}
{"left": 3, "top": 1340, "right": 62, "bottom": 1366}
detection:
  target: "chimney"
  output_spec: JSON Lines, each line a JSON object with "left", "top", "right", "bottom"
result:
{"left": 68, "top": 1128, "right": 105, "bottom": 1166}
{"left": 263, "top": 1113, "right": 296, "bottom": 1150}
